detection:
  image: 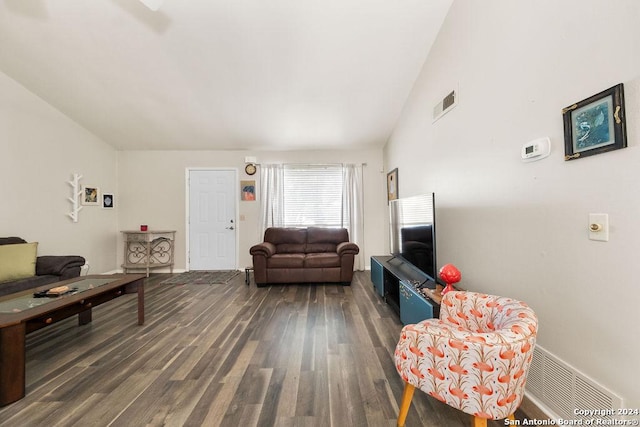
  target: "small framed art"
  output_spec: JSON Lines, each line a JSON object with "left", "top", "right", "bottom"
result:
{"left": 562, "top": 83, "right": 627, "bottom": 161}
{"left": 81, "top": 186, "right": 100, "bottom": 206}
{"left": 102, "top": 193, "right": 114, "bottom": 209}
{"left": 387, "top": 168, "right": 398, "bottom": 203}
{"left": 241, "top": 180, "right": 256, "bottom": 201}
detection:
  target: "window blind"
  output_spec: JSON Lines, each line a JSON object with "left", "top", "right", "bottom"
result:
{"left": 283, "top": 164, "right": 344, "bottom": 227}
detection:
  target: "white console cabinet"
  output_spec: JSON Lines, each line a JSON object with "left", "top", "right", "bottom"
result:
{"left": 121, "top": 230, "right": 175, "bottom": 277}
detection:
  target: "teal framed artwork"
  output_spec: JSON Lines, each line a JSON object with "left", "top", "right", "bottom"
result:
{"left": 562, "top": 84, "right": 627, "bottom": 161}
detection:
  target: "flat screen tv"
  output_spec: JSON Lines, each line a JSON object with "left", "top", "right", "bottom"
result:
{"left": 389, "top": 193, "right": 437, "bottom": 281}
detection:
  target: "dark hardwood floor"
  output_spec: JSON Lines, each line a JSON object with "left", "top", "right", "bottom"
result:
{"left": 0, "top": 272, "right": 527, "bottom": 426}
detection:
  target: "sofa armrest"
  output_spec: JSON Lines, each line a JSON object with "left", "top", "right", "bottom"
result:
{"left": 250, "top": 242, "right": 276, "bottom": 258}
{"left": 36, "top": 255, "right": 86, "bottom": 277}
{"left": 337, "top": 242, "right": 359, "bottom": 256}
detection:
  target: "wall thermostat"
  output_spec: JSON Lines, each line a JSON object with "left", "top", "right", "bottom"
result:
{"left": 521, "top": 137, "right": 551, "bottom": 162}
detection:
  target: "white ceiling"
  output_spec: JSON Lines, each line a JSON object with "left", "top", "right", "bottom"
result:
{"left": 0, "top": 0, "right": 452, "bottom": 151}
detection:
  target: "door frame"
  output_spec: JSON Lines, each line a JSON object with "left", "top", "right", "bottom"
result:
{"left": 185, "top": 167, "right": 239, "bottom": 271}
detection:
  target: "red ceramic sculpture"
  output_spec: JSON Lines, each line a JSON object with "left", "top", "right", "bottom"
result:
{"left": 439, "top": 263, "right": 461, "bottom": 295}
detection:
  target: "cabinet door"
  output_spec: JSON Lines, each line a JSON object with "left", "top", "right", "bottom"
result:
{"left": 399, "top": 281, "right": 436, "bottom": 325}
{"left": 370, "top": 257, "right": 385, "bottom": 297}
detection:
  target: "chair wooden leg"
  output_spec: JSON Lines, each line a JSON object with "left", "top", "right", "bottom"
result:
{"left": 397, "top": 383, "right": 415, "bottom": 427}
{"left": 472, "top": 414, "right": 514, "bottom": 427}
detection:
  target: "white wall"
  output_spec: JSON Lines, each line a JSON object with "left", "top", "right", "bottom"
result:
{"left": 385, "top": 0, "right": 640, "bottom": 408}
{"left": 116, "top": 149, "right": 386, "bottom": 271}
{"left": 0, "top": 71, "right": 118, "bottom": 273}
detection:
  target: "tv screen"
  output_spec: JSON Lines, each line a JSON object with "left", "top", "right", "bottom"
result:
{"left": 389, "top": 193, "right": 437, "bottom": 280}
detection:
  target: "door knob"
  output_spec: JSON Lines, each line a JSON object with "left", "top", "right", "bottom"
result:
{"left": 226, "top": 226, "right": 235, "bottom": 230}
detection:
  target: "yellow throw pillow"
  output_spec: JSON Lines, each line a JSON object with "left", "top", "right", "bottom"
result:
{"left": 0, "top": 242, "right": 38, "bottom": 283}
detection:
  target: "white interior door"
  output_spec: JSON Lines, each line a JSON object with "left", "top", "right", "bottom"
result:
{"left": 188, "top": 169, "right": 237, "bottom": 270}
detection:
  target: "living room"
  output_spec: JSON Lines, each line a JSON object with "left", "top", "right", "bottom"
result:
{"left": 1, "top": 0, "right": 639, "bottom": 423}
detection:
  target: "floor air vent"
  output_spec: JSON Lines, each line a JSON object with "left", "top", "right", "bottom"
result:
{"left": 526, "top": 345, "right": 623, "bottom": 420}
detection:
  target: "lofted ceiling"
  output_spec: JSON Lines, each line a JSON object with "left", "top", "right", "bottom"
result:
{"left": 0, "top": 0, "right": 452, "bottom": 151}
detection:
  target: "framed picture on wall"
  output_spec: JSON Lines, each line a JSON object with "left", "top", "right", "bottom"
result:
{"left": 387, "top": 168, "right": 398, "bottom": 203}
{"left": 102, "top": 193, "right": 114, "bottom": 209}
{"left": 81, "top": 186, "right": 100, "bottom": 206}
{"left": 241, "top": 180, "right": 256, "bottom": 201}
{"left": 562, "top": 83, "right": 627, "bottom": 161}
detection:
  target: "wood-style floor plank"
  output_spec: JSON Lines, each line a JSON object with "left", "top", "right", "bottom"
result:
{"left": 0, "top": 272, "right": 528, "bottom": 426}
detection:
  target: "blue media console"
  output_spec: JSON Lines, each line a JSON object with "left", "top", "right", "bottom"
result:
{"left": 370, "top": 255, "right": 440, "bottom": 325}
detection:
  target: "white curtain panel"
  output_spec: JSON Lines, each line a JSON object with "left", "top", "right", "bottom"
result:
{"left": 342, "top": 164, "right": 365, "bottom": 271}
{"left": 259, "top": 164, "right": 285, "bottom": 236}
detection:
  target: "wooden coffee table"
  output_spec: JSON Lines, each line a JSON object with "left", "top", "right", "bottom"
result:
{"left": 0, "top": 274, "right": 145, "bottom": 406}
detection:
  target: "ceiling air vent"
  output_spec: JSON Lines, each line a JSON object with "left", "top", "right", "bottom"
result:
{"left": 432, "top": 89, "right": 457, "bottom": 123}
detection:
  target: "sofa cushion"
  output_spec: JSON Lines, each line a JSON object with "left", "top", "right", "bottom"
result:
{"left": 0, "top": 275, "right": 60, "bottom": 297}
{"left": 267, "top": 253, "right": 305, "bottom": 269}
{"left": 0, "top": 237, "right": 28, "bottom": 246}
{"left": 276, "top": 243, "right": 306, "bottom": 254}
{"left": 264, "top": 228, "right": 307, "bottom": 245}
{"left": 305, "top": 242, "right": 337, "bottom": 253}
{"left": 307, "top": 227, "right": 348, "bottom": 244}
{"left": 36, "top": 255, "right": 86, "bottom": 276}
{"left": 264, "top": 228, "right": 308, "bottom": 254}
{"left": 0, "top": 242, "right": 38, "bottom": 284}
{"left": 304, "top": 253, "right": 341, "bottom": 268}
{"left": 306, "top": 227, "right": 348, "bottom": 253}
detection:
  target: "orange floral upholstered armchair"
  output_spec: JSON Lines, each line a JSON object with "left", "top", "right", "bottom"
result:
{"left": 394, "top": 291, "right": 538, "bottom": 427}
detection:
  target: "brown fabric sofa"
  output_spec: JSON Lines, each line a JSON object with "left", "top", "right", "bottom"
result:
{"left": 249, "top": 227, "right": 359, "bottom": 287}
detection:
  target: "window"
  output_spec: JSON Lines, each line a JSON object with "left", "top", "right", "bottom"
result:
{"left": 282, "top": 164, "right": 344, "bottom": 228}
{"left": 260, "top": 162, "right": 363, "bottom": 270}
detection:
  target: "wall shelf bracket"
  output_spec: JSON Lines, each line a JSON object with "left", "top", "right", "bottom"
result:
{"left": 67, "top": 173, "right": 83, "bottom": 223}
